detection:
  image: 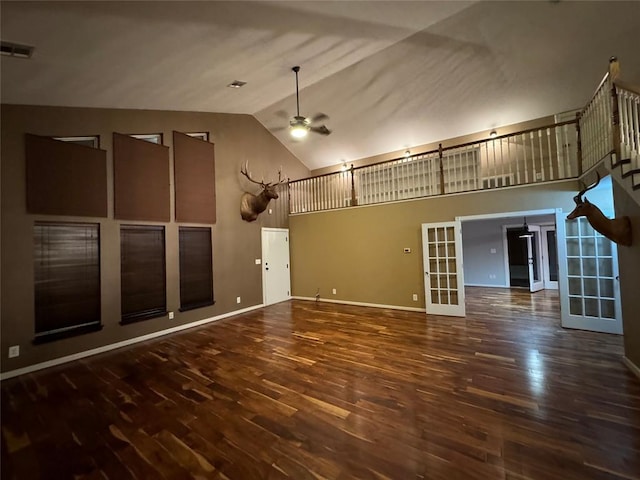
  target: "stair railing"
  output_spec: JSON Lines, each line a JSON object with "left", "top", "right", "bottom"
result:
{"left": 578, "top": 68, "right": 613, "bottom": 174}
{"left": 616, "top": 80, "right": 640, "bottom": 173}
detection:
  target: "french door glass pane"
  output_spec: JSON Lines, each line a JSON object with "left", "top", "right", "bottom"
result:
{"left": 566, "top": 217, "right": 615, "bottom": 321}
{"left": 426, "top": 226, "right": 459, "bottom": 306}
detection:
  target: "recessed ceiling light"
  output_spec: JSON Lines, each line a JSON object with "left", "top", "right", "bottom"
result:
{"left": 490, "top": 130, "right": 498, "bottom": 138}
{"left": 227, "top": 80, "right": 247, "bottom": 89}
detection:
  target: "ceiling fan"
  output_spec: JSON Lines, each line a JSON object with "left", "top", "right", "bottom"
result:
{"left": 287, "top": 66, "right": 331, "bottom": 139}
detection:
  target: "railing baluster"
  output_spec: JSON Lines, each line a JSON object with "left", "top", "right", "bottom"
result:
{"left": 538, "top": 129, "right": 545, "bottom": 181}
{"left": 630, "top": 92, "right": 637, "bottom": 161}
{"left": 546, "top": 127, "right": 553, "bottom": 180}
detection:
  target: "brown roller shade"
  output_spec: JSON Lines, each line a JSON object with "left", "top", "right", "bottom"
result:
{"left": 114, "top": 133, "right": 170, "bottom": 222}
{"left": 120, "top": 225, "right": 166, "bottom": 324}
{"left": 179, "top": 227, "right": 214, "bottom": 311}
{"left": 26, "top": 134, "right": 107, "bottom": 217}
{"left": 173, "top": 131, "right": 216, "bottom": 224}
{"left": 34, "top": 222, "right": 101, "bottom": 342}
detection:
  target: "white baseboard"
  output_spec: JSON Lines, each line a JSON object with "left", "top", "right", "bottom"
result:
{"left": 0, "top": 304, "right": 264, "bottom": 381}
{"left": 292, "top": 296, "right": 426, "bottom": 313}
{"left": 623, "top": 356, "right": 640, "bottom": 381}
{"left": 464, "top": 283, "right": 510, "bottom": 288}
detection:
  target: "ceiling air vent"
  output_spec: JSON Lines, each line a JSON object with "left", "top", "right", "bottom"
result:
{"left": 1, "top": 41, "right": 34, "bottom": 59}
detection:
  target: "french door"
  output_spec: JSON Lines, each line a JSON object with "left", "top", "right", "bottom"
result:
{"left": 421, "top": 221, "right": 465, "bottom": 317}
{"left": 556, "top": 211, "right": 622, "bottom": 334}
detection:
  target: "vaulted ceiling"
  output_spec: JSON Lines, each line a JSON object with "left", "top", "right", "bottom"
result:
{"left": 2, "top": 1, "right": 639, "bottom": 171}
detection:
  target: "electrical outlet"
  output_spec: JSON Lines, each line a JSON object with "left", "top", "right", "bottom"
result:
{"left": 236, "top": 296, "right": 241, "bottom": 304}
{"left": 412, "top": 294, "right": 418, "bottom": 301}
{"left": 255, "top": 258, "right": 261, "bottom": 265}
{"left": 268, "top": 208, "right": 273, "bottom": 215}
{"left": 8, "top": 345, "right": 19, "bottom": 358}
{"left": 332, "top": 288, "right": 337, "bottom": 295}
{"left": 168, "top": 311, "right": 174, "bottom": 320}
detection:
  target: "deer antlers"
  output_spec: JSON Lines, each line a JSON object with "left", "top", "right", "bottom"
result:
{"left": 573, "top": 171, "right": 601, "bottom": 205}
{"left": 240, "top": 161, "right": 287, "bottom": 187}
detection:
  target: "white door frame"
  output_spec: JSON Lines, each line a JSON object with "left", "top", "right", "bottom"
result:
{"left": 540, "top": 225, "right": 559, "bottom": 290}
{"left": 261, "top": 228, "right": 291, "bottom": 306}
{"left": 501, "top": 220, "right": 546, "bottom": 290}
{"left": 421, "top": 220, "right": 466, "bottom": 317}
{"left": 458, "top": 209, "right": 558, "bottom": 292}
{"left": 526, "top": 225, "right": 544, "bottom": 292}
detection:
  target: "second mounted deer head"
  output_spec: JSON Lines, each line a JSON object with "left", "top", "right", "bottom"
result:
{"left": 240, "top": 161, "right": 288, "bottom": 222}
{"left": 566, "top": 172, "right": 632, "bottom": 246}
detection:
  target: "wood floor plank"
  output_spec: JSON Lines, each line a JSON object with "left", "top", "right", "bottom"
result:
{"left": 2, "top": 287, "right": 639, "bottom": 479}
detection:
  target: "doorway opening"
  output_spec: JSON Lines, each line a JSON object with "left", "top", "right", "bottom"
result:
{"left": 505, "top": 221, "right": 548, "bottom": 292}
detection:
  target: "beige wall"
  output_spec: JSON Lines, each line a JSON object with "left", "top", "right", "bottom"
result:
{"left": 290, "top": 181, "right": 578, "bottom": 307}
{"left": 1, "top": 104, "right": 309, "bottom": 373}
{"left": 612, "top": 182, "right": 640, "bottom": 368}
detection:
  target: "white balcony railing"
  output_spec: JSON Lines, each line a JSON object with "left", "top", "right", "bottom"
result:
{"left": 289, "top": 121, "right": 579, "bottom": 214}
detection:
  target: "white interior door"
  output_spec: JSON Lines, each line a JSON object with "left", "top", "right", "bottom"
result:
{"left": 527, "top": 225, "right": 544, "bottom": 292}
{"left": 421, "top": 221, "right": 465, "bottom": 317}
{"left": 261, "top": 228, "right": 291, "bottom": 306}
{"left": 556, "top": 211, "right": 622, "bottom": 334}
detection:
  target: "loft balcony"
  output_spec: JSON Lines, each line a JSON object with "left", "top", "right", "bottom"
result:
{"left": 287, "top": 59, "right": 640, "bottom": 215}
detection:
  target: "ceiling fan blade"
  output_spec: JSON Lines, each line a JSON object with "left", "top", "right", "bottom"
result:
{"left": 310, "top": 113, "right": 329, "bottom": 123}
{"left": 310, "top": 125, "right": 331, "bottom": 136}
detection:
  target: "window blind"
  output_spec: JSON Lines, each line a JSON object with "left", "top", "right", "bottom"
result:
{"left": 120, "top": 225, "right": 166, "bottom": 323}
{"left": 34, "top": 222, "right": 101, "bottom": 342}
{"left": 179, "top": 227, "right": 214, "bottom": 311}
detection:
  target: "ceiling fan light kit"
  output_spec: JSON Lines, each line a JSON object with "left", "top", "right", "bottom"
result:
{"left": 290, "top": 115, "right": 310, "bottom": 138}
{"left": 287, "top": 66, "right": 331, "bottom": 139}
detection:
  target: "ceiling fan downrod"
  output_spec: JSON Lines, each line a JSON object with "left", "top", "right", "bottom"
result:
{"left": 292, "top": 66, "right": 301, "bottom": 118}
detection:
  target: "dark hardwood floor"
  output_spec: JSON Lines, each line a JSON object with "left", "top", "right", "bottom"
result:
{"left": 2, "top": 287, "right": 639, "bottom": 479}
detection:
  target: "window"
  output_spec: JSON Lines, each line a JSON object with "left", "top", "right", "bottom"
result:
{"left": 53, "top": 136, "right": 99, "bottom": 148}
{"left": 113, "top": 133, "right": 170, "bottom": 222}
{"left": 186, "top": 132, "right": 209, "bottom": 141}
{"left": 120, "top": 225, "right": 166, "bottom": 324}
{"left": 179, "top": 227, "right": 214, "bottom": 311}
{"left": 26, "top": 134, "right": 108, "bottom": 217}
{"left": 34, "top": 222, "right": 101, "bottom": 343}
{"left": 130, "top": 133, "right": 162, "bottom": 144}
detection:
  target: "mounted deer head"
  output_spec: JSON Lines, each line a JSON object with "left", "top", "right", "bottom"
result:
{"left": 566, "top": 172, "right": 632, "bottom": 246}
{"left": 240, "top": 161, "right": 288, "bottom": 222}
